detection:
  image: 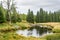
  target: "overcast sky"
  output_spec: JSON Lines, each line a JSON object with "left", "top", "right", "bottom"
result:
{"left": 0, "top": 0, "right": 60, "bottom": 14}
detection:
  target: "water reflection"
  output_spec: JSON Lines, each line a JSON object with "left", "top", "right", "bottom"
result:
{"left": 16, "top": 29, "right": 53, "bottom": 37}
{"left": 16, "top": 25, "right": 53, "bottom": 37}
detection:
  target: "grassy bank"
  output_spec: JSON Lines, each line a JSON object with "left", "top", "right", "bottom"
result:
{"left": 38, "top": 22, "right": 60, "bottom": 33}
{"left": 0, "top": 22, "right": 29, "bottom": 31}
{"left": 0, "top": 32, "right": 46, "bottom": 40}
{"left": 46, "top": 33, "right": 60, "bottom": 40}
{"left": 0, "top": 22, "right": 60, "bottom": 40}
{"left": 0, "top": 31, "right": 60, "bottom": 40}
{"left": 0, "top": 23, "right": 20, "bottom": 32}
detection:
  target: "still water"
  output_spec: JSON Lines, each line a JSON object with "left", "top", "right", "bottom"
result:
{"left": 16, "top": 28, "right": 53, "bottom": 37}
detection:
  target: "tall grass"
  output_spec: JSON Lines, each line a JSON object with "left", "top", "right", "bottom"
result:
{"left": 0, "top": 22, "right": 60, "bottom": 40}
{"left": 46, "top": 33, "right": 60, "bottom": 40}
{"left": 0, "top": 32, "right": 46, "bottom": 40}
{"left": 0, "top": 23, "right": 20, "bottom": 32}
{"left": 52, "top": 29, "right": 60, "bottom": 33}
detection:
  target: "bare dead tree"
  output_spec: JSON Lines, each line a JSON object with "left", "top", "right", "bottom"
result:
{"left": 1, "top": 0, "right": 16, "bottom": 24}
{"left": 6, "top": 0, "right": 12, "bottom": 24}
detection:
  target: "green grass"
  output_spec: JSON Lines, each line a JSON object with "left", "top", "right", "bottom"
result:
{"left": 46, "top": 33, "right": 60, "bottom": 40}
{"left": 0, "top": 22, "right": 60, "bottom": 40}
{"left": 1, "top": 32, "right": 60, "bottom": 40}
{"left": 53, "top": 29, "right": 60, "bottom": 33}
{"left": 0, "top": 32, "right": 46, "bottom": 40}
{"left": 16, "top": 22, "right": 30, "bottom": 30}
{"left": 0, "top": 24, "right": 17, "bottom": 32}
{"left": 0, "top": 22, "right": 29, "bottom": 31}
{"left": 0, "top": 22, "right": 46, "bottom": 40}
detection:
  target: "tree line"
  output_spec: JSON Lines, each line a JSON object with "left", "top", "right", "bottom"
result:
{"left": 0, "top": 0, "right": 60, "bottom": 24}
{"left": 0, "top": 0, "right": 21, "bottom": 23}
{"left": 26, "top": 8, "right": 60, "bottom": 23}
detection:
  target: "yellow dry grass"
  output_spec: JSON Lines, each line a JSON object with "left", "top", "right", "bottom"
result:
{"left": 39, "top": 22, "right": 60, "bottom": 29}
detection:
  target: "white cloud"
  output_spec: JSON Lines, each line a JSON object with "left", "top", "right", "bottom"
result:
{"left": 15, "top": 0, "right": 60, "bottom": 14}
{"left": 0, "top": 0, "right": 60, "bottom": 14}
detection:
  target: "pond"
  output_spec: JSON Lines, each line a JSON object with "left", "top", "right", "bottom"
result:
{"left": 16, "top": 25, "right": 53, "bottom": 37}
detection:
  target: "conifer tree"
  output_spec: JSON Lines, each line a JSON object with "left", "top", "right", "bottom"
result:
{"left": 26, "top": 9, "right": 34, "bottom": 23}
{"left": 0, "top": 3, "right": 5, "bottom": 23}
{"left": 35, "top": 11, "right": 40, "bottom": 23}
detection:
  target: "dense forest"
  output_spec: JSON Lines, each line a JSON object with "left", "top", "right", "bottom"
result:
{"left": 0, "top": 0, "right": 22, "bottom": 23}
{"left": 0, "top": 0, "right": 60, "bottom": 24}
{"left": 27, "top": 8, "right": 60, "bottom": 23}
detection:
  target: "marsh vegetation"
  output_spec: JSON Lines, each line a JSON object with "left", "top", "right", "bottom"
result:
{"left": 0, "top": 0, "right": 60, "bottom": 40}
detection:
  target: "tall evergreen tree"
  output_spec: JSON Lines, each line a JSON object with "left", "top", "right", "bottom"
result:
{"left": 17, "top": 14, "right": 22, "bottom": 22}
{"left": 0, "top": 3, "right": 5, "bottom": 23}
{"left": 11, "top": 1, "right": 17, "bottom": 23}
{"left": 35, "top": 11, "right": 40, "bottom": 23}
{"left": 11, "top": 8, "right": 17, "bottom": 23}
{"left": 48, "top": 11, "right": 52, "bottom": 22}
{"left": 57, "top": 11, "right": 60, "bottom": 22}
{"left": 26, "top": 9, "right": 34, "bottom": 23}
{"left": 43, "top": 11, "right": 48, "bottom": 22}
{"left": 39, "top": 8, "right": 44, "bottom": 22}
{"left": 20, "top": 14, "right": 27, "bottom": 20}
{"left": 26, "top": 9, "right": 31, "bottom": 23}
{"left": 53, "top": 12, "right": 57, "bottom": 22}
{"left": 56, "top": 11, "right": 60, "bottom": 22}
{"left": 30, "top": 11, "right": 34, "bottom": 23}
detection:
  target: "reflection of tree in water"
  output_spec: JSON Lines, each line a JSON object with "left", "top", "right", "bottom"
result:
{"left": 28, "top": 25, "right": 52, "bottom": 35}
{"left": 27, "top": 31, "right": 32, "bottom": 36}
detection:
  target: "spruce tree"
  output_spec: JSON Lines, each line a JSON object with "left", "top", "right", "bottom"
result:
{"left": 0, "top": 6, "right": 5, "bottom": 23}
{"left": 17, "top": 14, "right": 22, "bottom": 22}
{"left": 39, "top": 8, "right": 44, "bottom": 22}
{"left": 30, "top": 11, "right": 34, "bottom": 23}
{"left": 35, "top": 11, "right": 40, "bottom": 23}
{"left": 26, "top": 9, "right": 31, "bottom": 23}
{"left": 43, "top": 11, "right": 48, "bottom": 22}
{"left": 11, "top": 2, "right": 17, "bottom": 23}
{"left": 26, "top": 9, "right": 34, "bottom": 23}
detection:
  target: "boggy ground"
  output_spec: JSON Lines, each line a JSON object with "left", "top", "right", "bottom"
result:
{"left": 0, "top": 22, "right": 60, "bottom": 40}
